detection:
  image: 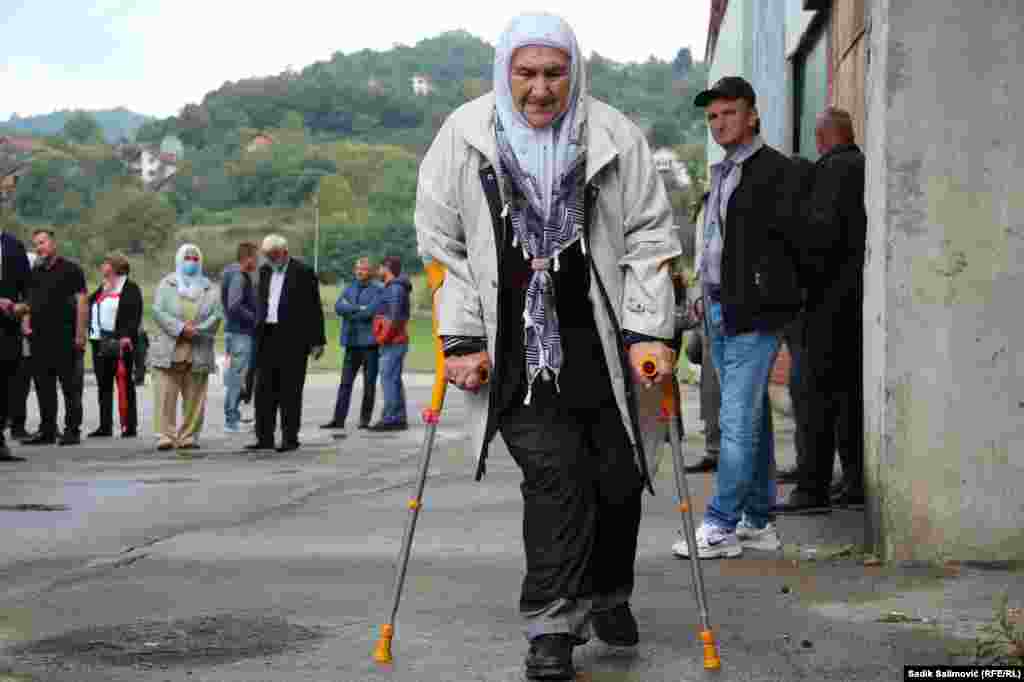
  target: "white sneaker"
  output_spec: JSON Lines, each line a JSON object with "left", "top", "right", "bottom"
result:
{"left": 224, "top": 423, "right": 243, "bottom": 434}
{"left": 736, "top": 517, "right": 782, "bottom": 551}
{"left": 671, "top": 522, "right": 742, "bottom": 559}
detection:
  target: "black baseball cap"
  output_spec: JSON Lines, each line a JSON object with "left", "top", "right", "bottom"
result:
{"left": 694, "top": 76, "right": 757, "bottom": 108}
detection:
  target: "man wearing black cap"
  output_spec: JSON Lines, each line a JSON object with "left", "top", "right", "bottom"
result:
{"left": 672, "top": 77, "right": 804, "bottom": 559}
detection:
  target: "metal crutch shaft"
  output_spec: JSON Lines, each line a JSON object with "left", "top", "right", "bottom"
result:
{"left": 641, "top": 356, "right": 721, "bottom": 670}
{"left": 373, "top": 262, "right": 489, "bottom": 664}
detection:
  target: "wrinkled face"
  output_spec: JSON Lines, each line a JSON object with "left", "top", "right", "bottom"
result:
{"left": 265, "top": 248, "right": 288, "bottom": 266}
{"left": 354, "top": 261, "right": 371, "bottom": 282}
{"left": 32, "top": 232, "right": 55, "bottom": 259}
{"left": 100, "top": 262, "right": 115, "bottom": 284}
{"left": 706, "top": 97, "right": 758, "bottom": 148}
{"left": 240, "top": 255, "right": 258, "bottom": 273}
{"left": 509, "top": 46, "right": 572, "bottom": 129}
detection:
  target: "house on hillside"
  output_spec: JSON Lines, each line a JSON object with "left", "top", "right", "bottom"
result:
{"left": 246, "top": 133, "right": 274, "bottom": 152}
{"left": 116, "top": 143, "right": 177, "bottom": 190}
{"left": 0, "top": 162, "right": 30, "bottom": 212}
{"left": 411, "top": 74, "right": 434, "bottom": 96}
{"left": 653, "top": 148, "right": 691, "bottom": 189}
{"left": 0, "top": 136, "right": 37, "bottom": 154}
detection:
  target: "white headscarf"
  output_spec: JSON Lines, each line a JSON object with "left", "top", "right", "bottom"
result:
{"left": 174, "top": 243, "right": 208, "bottom": 300}
{"left": 493, "top": 12, "right": 586, "bottom": 219}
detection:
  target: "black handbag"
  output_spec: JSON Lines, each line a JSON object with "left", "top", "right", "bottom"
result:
{"left": 685, "top": 328, "right": 703, "bottom": 366}
{"left": 96, "top": 334, "right": 121, "bottom": 359}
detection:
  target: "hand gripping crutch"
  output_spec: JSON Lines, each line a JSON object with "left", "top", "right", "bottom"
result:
{"left": 641, "top": 356, "right": 721, "bottom": 671}
{"left": 373, "top": 261, "right": 488, "bottom": 664}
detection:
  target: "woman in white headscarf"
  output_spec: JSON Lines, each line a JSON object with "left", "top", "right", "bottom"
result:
{"left": 416, "top": 11, "right": 680, "bottom": 681}
{"left": 149, "top": 244, "right": 223, "bottom": 451}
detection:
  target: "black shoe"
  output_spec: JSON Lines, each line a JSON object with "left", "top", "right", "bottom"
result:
{"left": 592, "top": 603, "right": 639, "bottom": 646}
{"left": 524, "top": 634, "right": 575, "bottom": 680}
{"left": 369, "top": 422, "right": 408, "bottom": 432}
{"left": 774, "top": 489, "right": 831, "bottom": 515}
{"left": 357, "top": 423, "right": 371, "bottom": 430}
{"left": 685, "top": 455, "right": 718, "bottom": 474}
{"left": 59, "top": 433, "right": 81, "bottom": 446}
{"left": 121, "top": 431, "right": 138, "bottom": 439}
{"left": 245, "top": 442, "right": 275, "bottom": 451}
{"left": 832, "top": 485, "right": 865, "bottom": 509}
{"left": 0, "top": 444, "right": 25, "bottom": 462}
{"left": 22, "top": 433, "right": 57, "bottom": 446}
{"left": 776, "top": 466, "right": 801, "bottom": 483}
{"left": 88, "top": 428, "right": 114, "bottom": 438}
{"left": 9, "top": 427, "right": 30, "bottom": 440}
{"left": 276, "top": 442, "right": 300, "bottom": 453}
{"left": 320, "top": 421, "right": 344, "bottom": 430}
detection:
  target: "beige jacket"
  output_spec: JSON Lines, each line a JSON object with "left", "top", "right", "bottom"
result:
{"left": 415, "top": 93, "right": 682, "bottom": 485}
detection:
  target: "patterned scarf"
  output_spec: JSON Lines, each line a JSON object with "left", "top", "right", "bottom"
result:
{"left": 496, "top": 116, "right": 587, "bottom": 405}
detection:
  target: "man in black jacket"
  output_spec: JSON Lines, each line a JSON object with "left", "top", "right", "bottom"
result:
{"left": 22, "top": 229, "right": 88, "bottom": 447}
{"left": 0, "top": 231, "right": 31, "bottom": 461}
{"left": 776, "top": 108, "right": 866, "bottom": 513}
{"left": 672, "top": 77, "right": 803, "bottom": 560}
{"left": 247, "top": 234, "right": 326, "bottom": 453}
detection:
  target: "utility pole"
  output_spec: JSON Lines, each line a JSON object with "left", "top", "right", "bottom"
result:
{"left": 313, "top": 187, "right": 320, "bottom": 275}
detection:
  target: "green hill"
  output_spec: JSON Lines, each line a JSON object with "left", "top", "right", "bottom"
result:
{"left": 135, "top": 31, "right": 707, "bottom": 154}
{"left": 4, "top": 108, "right": 154, "bottom": 143}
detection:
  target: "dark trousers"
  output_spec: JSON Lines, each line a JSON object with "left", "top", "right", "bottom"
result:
{"left": 91, "top": 343, "right": 137, "bottom": 434}
{"left": 331, "top": 346, "right": 378, "bottom": 426}
{"left": 500, "top": 382, "right": 644, "bottom": 618}
{"left": 797, "top": 304, "right": 864, "bottom": 496}
{"left": 7, "top": 350, "right": 32, "bottom": 432}
{"left": 32, "top": 344, "right": 84, "bottom": 437}
{"left": 255, "top": 325, "right": 309, "bottom": 446}
{"left": 782, "top": 318, "right": 808, "bottom": 472}
{"left": 699, "top": 329, "right": 722, "bottom": 455}
{"left": 0, "top": 345, "right": 19, "bottom": 443}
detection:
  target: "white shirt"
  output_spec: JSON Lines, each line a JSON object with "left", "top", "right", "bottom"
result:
{"left": 89, "top": 276, "right": 126, "bottom": 339}
{"left": 266, "top": 261, "right": 288, "bottom": 324}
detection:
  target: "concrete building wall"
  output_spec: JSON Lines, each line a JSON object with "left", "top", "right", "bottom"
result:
{"left": 864, "top": 0, "right": 1024, "bottom": 561}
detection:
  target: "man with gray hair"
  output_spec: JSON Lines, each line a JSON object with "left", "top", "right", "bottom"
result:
{"left": 247, "top": 234, "right": 326, "bottom": 453}
{"left": 416, "top": 12, "right": 679, "bottom": 679}
{"left": 776, "top": 107, "right": 866, "bottom": 513}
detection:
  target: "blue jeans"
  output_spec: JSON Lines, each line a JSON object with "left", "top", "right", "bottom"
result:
{"left": 223, "top": 332, "right": 254, "bottom": 427}
{"left": 704, "top": 300, "right": 780, "bottom": 530}
{"left": 378, "top": 344, "right": 408, "bottom": 425}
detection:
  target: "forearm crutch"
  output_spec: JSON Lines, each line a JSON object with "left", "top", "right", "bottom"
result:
{"left": 641, "top": 357, "right": 721, "bottom": 670}
{"left": 373, "top": 262, "right": 488, "bottom": 664}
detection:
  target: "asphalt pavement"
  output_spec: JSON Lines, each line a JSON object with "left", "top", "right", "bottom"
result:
{"left": 0, "top": 373, "right": 1020, "bottom": 681}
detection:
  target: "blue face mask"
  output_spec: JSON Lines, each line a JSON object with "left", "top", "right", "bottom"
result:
{"left": 181, "top": 261, "right": 200, "bottom": 277}
{"left": 271, "top": 258, "right": 288, "bottom": 273}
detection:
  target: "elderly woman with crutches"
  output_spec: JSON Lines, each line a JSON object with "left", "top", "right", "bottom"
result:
{"left": 149, "top": 244, "right": 222, "bottom": 451}
{"left": 393, "top": 12, "right": 720, "bottom": 680}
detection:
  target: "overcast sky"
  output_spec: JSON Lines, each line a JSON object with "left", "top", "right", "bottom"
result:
{"left": 1, "top": 0, "right": 710, "bottom": 121}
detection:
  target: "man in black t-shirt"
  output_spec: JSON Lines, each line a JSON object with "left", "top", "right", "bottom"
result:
{"left": 22, "top": 230, "right": 88, "bottom": 446}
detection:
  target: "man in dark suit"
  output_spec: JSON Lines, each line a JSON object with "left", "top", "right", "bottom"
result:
{"left": 0, "top": 231, "right": 31, "bottom": 461}
{"left": 247, "top": 234, "right": 326, "bottom": 453}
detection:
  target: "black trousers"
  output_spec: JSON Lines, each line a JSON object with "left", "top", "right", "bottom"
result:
{"left": 255, "top": 325, "right": 309, "bottom": 446}
{"left": 782, "top": 317, "right": 808, "bottom": 473}
{"left": 6, "top": 349, "right": 32, "bottom": 431}
{"left": 331, "top": 346, "right": 378, "bottom": 426}
{"left": 797, "top": 304, "right": 864, "bottom": 496}
{"left": 499, "top": 381, "right": 644, "bottom": 613}
{"left": 0, "top": 338, "right": 19, "bottom": 442}
{"left": 32, "top": 343, "right": 84, "bottom": 437}
{"left": 91, "top": 343, "right": 137, "bottom": 434}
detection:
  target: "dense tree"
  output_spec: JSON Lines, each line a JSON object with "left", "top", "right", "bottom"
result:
{"left": 63, "top": 111, "right": 103, "bottom": 144}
